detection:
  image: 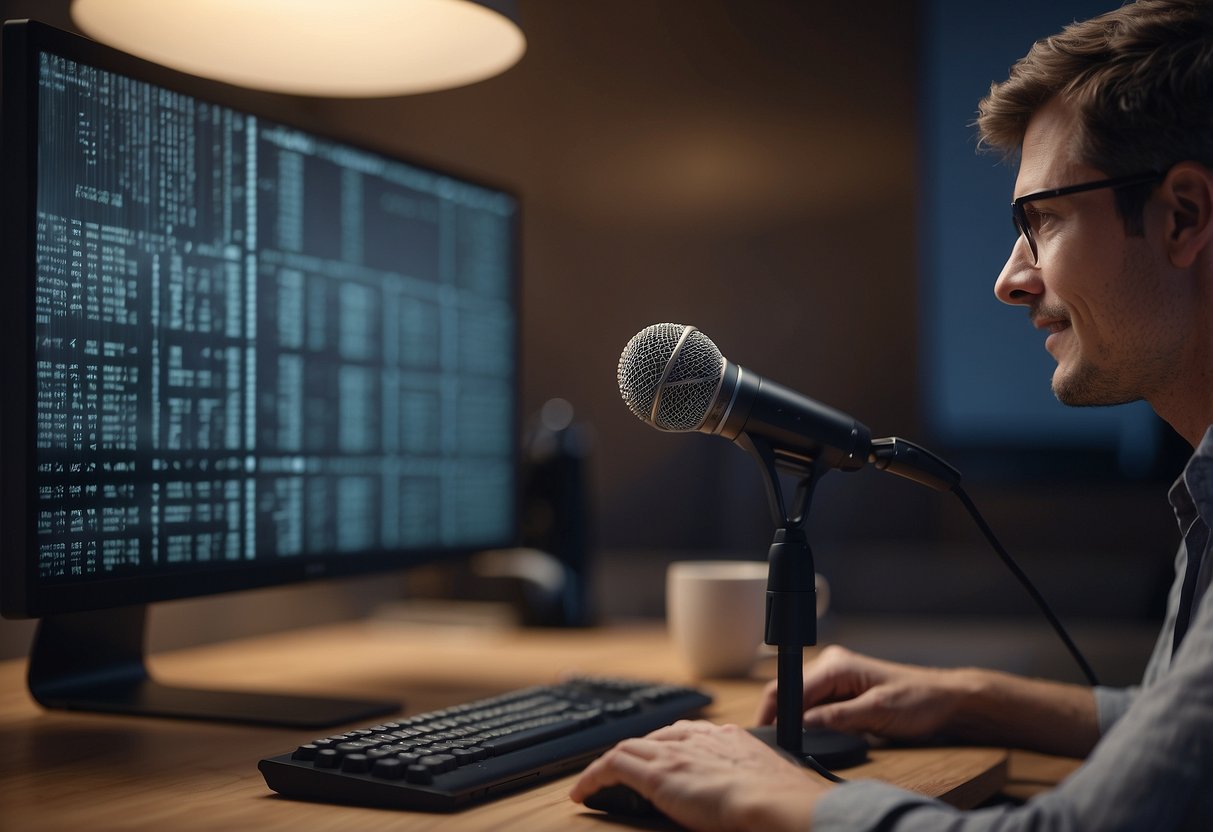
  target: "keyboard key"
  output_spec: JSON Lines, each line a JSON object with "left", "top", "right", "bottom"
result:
{"left": 372, "top": 758, "right": 407, "bottom": 779}
{"left": 605, "top": 699, "right": 640, "bottom": 716}
{"left": 418, "top": 754, "right": 457, "bottom": 775}
{"left": 404, "top": 764, "right": 433, "bottom": 784}
{"left": 334, "top": 741, "right": 374, "bottom": 757}
{"left": 314, "top": 749, "right": 340, "bottom": 768}
{"left": 341, "top": 753, "right": 372, "bottom": 773}
{"left": 451, "top": 747, "right": 486, "bottom": 766}
{"left": 479, "top": 717, "right": 589, "bottom": 755}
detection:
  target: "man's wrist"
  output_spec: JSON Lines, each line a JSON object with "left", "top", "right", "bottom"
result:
{"left": 940, "top": 667, "right": 997, "bottom": 741}
{"left": 731, "top": 770, "right": 834, "bottom": 832}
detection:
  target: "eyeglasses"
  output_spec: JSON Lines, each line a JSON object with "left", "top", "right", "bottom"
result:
{"left": 1011, "top": 170, "right": 1164, "bottom": 264}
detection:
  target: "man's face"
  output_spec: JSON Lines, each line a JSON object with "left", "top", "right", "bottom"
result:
{"left": 993, "top": 98, "right": 1183, "bottom": 407}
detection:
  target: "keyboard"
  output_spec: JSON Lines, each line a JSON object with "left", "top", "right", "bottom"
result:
{"left": 258, "top": 675, "right": 713, "bottom": 811}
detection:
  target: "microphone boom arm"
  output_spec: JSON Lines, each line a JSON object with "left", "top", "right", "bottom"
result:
{"left": 734, "top": 432, "right": 824, "bottom": 529}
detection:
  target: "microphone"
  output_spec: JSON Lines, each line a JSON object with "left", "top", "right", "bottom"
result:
{"left": 617, "top": 323, "right": 872, "bottom": 473}
{"left": 617, "top": 323, "right": 961, "bottom": 490}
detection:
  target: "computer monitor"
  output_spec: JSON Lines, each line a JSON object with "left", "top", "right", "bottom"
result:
{"left": 0, "top": 20, "right": 520, "bottom": 727}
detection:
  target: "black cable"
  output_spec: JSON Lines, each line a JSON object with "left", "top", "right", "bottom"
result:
{"left": 795, "top": 483, "right": 1099, "bottom": 784}
{"left": 799, "top": 753, "right": 847, "bottom": 783}
{"left": 952, "top": 485, "right": 1101, "bottom": 687}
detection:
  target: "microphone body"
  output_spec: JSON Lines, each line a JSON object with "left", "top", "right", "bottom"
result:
{"left": 706, "top": 361, "right": 870, "bottom": 472}
{"left": 617, "top": 323, "right": 870, "bottom": 473}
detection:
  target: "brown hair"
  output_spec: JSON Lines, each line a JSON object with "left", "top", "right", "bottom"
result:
{"left": 977, "top": 0, "right": 1213, "bottom": 230}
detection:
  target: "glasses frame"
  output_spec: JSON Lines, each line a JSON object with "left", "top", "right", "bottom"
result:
{"left": 1011, "top": 170, "right": 1165, "bottom": 264}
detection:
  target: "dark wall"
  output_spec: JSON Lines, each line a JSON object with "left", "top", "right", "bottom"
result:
{"left": 0, "top": 1, "right": 1177, "bottom": 658}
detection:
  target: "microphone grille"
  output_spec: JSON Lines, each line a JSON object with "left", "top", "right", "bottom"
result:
{"left": 617, "top": 323, "right": 725, "bottom": 431}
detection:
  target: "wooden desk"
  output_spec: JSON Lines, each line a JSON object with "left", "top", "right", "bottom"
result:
{"left": 0, "top": 620, "right": 1031, "bottom": 831}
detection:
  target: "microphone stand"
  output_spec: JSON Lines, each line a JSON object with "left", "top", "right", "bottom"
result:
{"left": 735, "top": 433, "right": 867, "bottom": 769}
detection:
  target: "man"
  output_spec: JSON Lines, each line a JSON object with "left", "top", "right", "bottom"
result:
{"left": 569, "top": 1, "right": 1213, "bottom": 829}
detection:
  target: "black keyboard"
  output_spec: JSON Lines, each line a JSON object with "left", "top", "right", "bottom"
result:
{"left": 258, "top": 676, "right": 712, "bottom": 811}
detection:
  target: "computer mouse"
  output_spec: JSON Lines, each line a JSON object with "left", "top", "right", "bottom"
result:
{"left": 581, "top": 783, "right": 663, "bottom": 818}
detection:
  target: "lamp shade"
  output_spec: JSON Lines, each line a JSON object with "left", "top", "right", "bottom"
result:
{"left": 70, "top": 0, "right": 526, "bottom": 97}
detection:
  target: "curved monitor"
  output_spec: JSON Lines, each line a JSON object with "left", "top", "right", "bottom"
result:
{"left": 0, "top": 20, "right": 520, "bottom": 725}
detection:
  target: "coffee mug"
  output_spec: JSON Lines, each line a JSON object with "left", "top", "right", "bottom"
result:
{"left": 666, "top": 560, "right": 830, "bottom": 678}
{"left": 666, "top": 560, "right": 768, "bottom": 678}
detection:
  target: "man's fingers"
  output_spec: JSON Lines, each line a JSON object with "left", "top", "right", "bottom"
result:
{"left": 571, "top": 721, "right": 733, "bottom": 804}
{"left": 569, "top": 752, "right": 622, "bottom": 802}
{"left": 756, "top": 647, "right": 869, "bottom": 725}
{"left": 646, "top": 719, "right": 717, "bottom": 741}
{"left": 754, "top": 680, "right": 779, "bottom": 725}
{"left": 802, "top": 701, "right": 855, "bottom": 733}
{"left": 802, "top": 687, "right": 890, "bottom": 735}
{"left": 569, "top": 740, "right": 655, "bottom": 802}
{"left": 801, "top": 646, "right": 875, "bottom": 709}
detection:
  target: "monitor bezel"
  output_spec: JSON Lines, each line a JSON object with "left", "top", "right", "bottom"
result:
{"left": 1, "top": 19, "right": 523, "bottom": 619}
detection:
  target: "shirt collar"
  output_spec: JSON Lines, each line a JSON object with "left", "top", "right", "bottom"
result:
{"left": 1169, "top": 425, "right": 1213, "bottom": 531}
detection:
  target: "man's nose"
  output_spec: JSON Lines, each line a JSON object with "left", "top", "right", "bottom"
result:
{"left": 994, "top": 237, "right": 1042, "bottom": 306}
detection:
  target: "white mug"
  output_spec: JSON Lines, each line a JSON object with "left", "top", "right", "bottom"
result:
{"left": 666, "top": 561, "right": 831, "bottom": 679}
{"left": 666, "top": 560, "right": 769, "bottom": 678}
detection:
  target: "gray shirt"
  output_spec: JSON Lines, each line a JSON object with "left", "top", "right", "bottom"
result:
{"left": 813, "top": 426, "right": 1213, "bottom": 832}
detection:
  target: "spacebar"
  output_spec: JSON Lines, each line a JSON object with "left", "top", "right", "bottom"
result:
{"left": 480, "top": 716, "right": 597, "bottom": 755}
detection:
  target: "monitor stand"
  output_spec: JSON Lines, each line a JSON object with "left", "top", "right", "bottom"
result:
{"left": 27, "top": 605, "right": 399, "bottom": 728}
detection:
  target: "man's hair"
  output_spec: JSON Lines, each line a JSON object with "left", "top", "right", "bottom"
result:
{"left": 977, "top": 0, "right": 1213, "bottom": 231}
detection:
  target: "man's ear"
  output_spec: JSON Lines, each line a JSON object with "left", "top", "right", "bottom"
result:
{"left": 1162, "top": 162, "right": 1213, "bottom": 269}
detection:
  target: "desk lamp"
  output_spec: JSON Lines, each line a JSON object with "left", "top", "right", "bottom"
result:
{"left": 70, "top": 0, "right": 526, "bottom": 97}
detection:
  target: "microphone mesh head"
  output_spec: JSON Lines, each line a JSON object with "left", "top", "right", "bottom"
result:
{"left": 617, "top": 323, "right": 725, "bottom": 431}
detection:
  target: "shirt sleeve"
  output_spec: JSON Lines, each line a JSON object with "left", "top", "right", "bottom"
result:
{"left": 1093, "top": 542, "right": 1184, "bottom": 735}
{"left": 1092, "top": 685, "right": 1136, "bottom": 735}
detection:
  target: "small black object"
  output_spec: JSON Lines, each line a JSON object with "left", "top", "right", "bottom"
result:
{"left": 746, "top": 725, "right": 867, "bottom": 770}
{"left": 371, "top": 758, "right": 406, "bottom": 780}
{"left": 582, "top": 784, "right": 661, "bottom": 818}
{"left": 340, "top": 753, "right": 372, "bottom": 773}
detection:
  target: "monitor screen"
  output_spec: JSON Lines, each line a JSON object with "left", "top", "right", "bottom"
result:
{"left": 1, "top": 21, "right": 519, "bottom": 724}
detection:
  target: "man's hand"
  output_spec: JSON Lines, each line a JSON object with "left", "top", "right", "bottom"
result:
{"left": 569, "top": 720, "right": 834, "bottom": 832}
{"left": 755, "top": 645, "right": 972, "bottom": 741}
{"left": 754, "top": 644, "right": 1100, "bottom": 757}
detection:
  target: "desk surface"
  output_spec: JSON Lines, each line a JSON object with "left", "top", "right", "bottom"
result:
{"left": 0, "top": 620, "right": 1065, "bottom": 831}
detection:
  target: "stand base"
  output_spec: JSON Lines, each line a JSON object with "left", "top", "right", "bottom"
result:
{"left": 35, "top": 678, "right": 399, "bottom": 729}
{"left": 748, "top": 725, "right": 868, "bottom": 769}
{"left": 28, "top": 606, "right": 399, "bottom": 729}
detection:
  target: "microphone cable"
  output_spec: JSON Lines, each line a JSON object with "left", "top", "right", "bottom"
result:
{"left": 799, "top": 754, "right": 848, "bottom": 783}
{"left": 869, "top": 437, "right": 1100, "bottom": 686}
{"left": 796, "top": 483, "right": 1101, "bottom": 785}
{"left": 951, "top": 485, "right": 1101, "bottom": 687}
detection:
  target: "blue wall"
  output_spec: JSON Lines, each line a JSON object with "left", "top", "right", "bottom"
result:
{"left": 920, "top": 0, "right": 1162, "bottom": 476}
